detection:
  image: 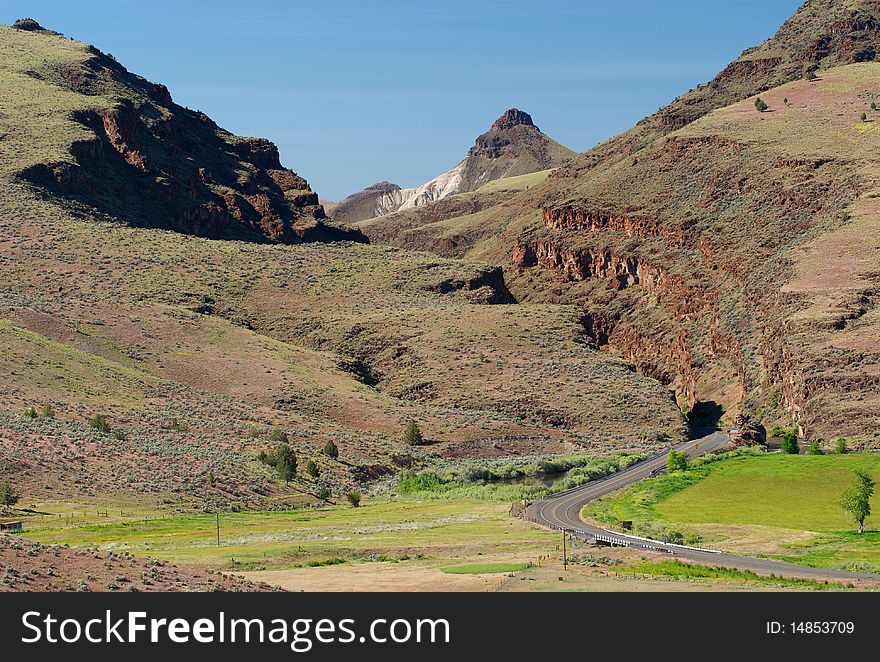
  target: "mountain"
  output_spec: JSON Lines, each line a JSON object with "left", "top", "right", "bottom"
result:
{"left": 557, "top": 0, "right": 880, "bottom": 182}
{"left": 0, "top": 19, "right": 363, "bottom": 244}
{"left": 0, "top": 22, "right": 684, "bottom": 514}
{"left": 330, "top": 109, "right": 575, "bottom": 223}
{"left": 357, "top": 0, "right": 880, "bottom": 446}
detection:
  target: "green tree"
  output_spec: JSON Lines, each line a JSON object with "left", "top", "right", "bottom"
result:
{"left": 0, "top": 480, "right": 19, "bottom": 507}
{"left": 839, "top": 470, "right": 875, "bottom": 534}
{"left": 402, "top": 420, "right": 425, "bottom": 446}
{"left": 269, "top": 428, "right": 289, "bottom": 443}
{"left": 317, "top": 486, "right": 332, "bottom": 502}
{"left": 323, "top": 439, "right": 339, "bottom": 459}
{"left": 836, "top": 438, "right": 848, "bottom": 455}
{"left": 872, "top": 101, "right": 878, "bottom": 111}
{"left": 805, "top": 71, "right": 818, "bottom": 81}
{"left": 755, "top": 97, "right": 768, "bottom": 113}
{"left": 781, "top": 430, "right": 799, "bottom": 454}
{"left": 806, "top": 441, "right": 823, "bottom": 455}
{"left": 40, "top": 404, "right": 54, "bottom": 419}
{"left": 861, "top": 112, "right": 868, "bottom": 122}
{"left": 666, "top": 449, "right": 689, "bottom": 472}
{"left": 89, "top": 413, "right": 111, "bottom": 434}
{"left": 305, "top": 458, "right": 319, "bottom": 478}
{"left": 23, "top": 407, "right": 37, "bottom": 419}
{"left": 275, "top": 443, "right": 297, "bottom": 484}
{"left": 346, "top": 491, "right": 361, "bottom": 508}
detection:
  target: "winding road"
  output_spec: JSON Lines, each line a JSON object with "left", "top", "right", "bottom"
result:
{"left": 527, "top": 431, "right": 880, "bottom": 584}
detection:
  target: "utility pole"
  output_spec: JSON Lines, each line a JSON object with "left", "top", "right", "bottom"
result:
{"left": 216, "top": 513, "right": 220, "bottom": 547}
{"left": 562, "top": 528, "right": 567, "bottom": 570}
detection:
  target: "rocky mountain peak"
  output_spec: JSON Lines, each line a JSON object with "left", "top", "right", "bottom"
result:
{"left": 491, "top": 108, "right": 535, "bottom": 131}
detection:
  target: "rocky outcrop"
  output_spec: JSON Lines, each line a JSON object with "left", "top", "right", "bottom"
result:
{"left": 727, "top": 414, "right": 767, "bottom": 448}
{"left": 513, "top": 240, "right": 665, "bottom": 292}
{"left": 426, "top": 265, "right": 516, "bottom": 304}
{"left": 541, "top": 207, "right": 686, "bottom": 246}
{"left": 11, "top": 35, "right": 364, "bottom": 245}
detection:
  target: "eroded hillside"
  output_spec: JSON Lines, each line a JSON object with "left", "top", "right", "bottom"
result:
{"left": 0, "top": 22, "right": 683, "bottom": 512}
{"left": 0, "top": 22, "right": 362, "bottom": 244}
{"left": 358, "top": 1, "right": 880, "bottom": 446}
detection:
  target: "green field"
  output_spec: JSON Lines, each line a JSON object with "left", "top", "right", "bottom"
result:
{"left": 25, "top": 498, "right": 557, "bottom": 572}
{"left": 584, "top": 451, "right": 880, "bottom": 571}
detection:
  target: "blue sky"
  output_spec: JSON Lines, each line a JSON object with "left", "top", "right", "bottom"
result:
{"left": 4, "top": 1, "right": 802, "bottom": 199}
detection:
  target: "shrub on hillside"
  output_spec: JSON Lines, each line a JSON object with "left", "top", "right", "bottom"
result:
{"left": 0, "top": 480, "right": 19, "bottom": 507}
{"left": 323, "top": 440, "right": 339, "bottom": 459}
{"left": 89, "top": 414, "right": 111, "bottom": 434}
{"left": 275, "top": 444, "right": 297, "bottom": 484}
{"left": 269, "top": 428, "right": 289, "bottom": 444}
{"left": 402, "top": 420, "right": 425, "bottom": 446}
{"left": 346, "top": 491, "right": 361, "bottom": 507}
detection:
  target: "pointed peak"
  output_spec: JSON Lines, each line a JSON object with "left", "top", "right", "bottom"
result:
{"left": 491, "top": 108, "right": 535, "bottom": 131}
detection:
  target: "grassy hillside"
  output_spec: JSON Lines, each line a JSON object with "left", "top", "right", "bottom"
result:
{"left": 0, "top": 24, "right": 684, "bottom": 513}
{"left": 0, "top": 23, "right": 357, "bottom": 243}
{"left": 362, "top": 62, "right": 880, "bottom": 445}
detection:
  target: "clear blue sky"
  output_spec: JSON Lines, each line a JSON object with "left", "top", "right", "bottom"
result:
{"left": 4, "top": 0, "right": 802, "bottom": 199}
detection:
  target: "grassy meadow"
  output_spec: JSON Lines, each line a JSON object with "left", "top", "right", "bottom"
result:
{"left": 584, "top": 450, "right": 880, "bottom": 572}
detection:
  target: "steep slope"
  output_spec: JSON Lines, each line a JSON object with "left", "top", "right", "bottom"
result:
{"left": 553, "top": 0, "right": 880, "bottom": 185}
{"left": 0, "top": 21, "right": 363, "bottom": 244}
{"left": 355, "top": 1, "right": 880, "bottom": 446}
{"left": 0, "top": 22, "right": 684, "bottom": 512}
{"left": 332, "top": 109, "right": 574, "bottom": 223}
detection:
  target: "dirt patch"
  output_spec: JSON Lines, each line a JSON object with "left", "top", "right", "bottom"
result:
{"left": 243, "top": 562, "right": 505, "bottom": 592}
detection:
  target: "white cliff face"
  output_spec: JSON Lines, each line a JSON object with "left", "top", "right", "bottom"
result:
{"left": 371, "top": 161, "right": 467, "bottom": 216}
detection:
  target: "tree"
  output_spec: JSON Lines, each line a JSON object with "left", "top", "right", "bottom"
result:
{"left": 806, "top": 441, "right": 823, "bottom": 455}
{"left": 305, "top": 458, "right": 319, "bottom": 478}
{"left": 0, "top": 480, "right": 19, "bottom": 507}
{"left": 317, "top": 486, "right": 332, "bottom": 502}
{"left": 872, "top": 101, "right": 878, "bottom": 111}
{"left": 40, "top": 404, "right": 54, "bottom": 419}
{"left": 755, "top": 97, "right": 768, "bottom": 113}
{"left": 275, "top": 443, "right": 297, "bottom": 484}
{"left": 836, "top": 438, "right": 849, "bottom": 455}
{"left": 805, "top": 71, "right": 818, "bottom": 81}
{"left": 346, "top": 491, "right": 361, "bottom": 508}
{"left": 839, "top": 470, "right": 875, "bottom": 534}
{"left": 402, "top": 420, "right": 425, "bottom": 446}
{"left": 781, "top": 430, "right": 799, "bottom": 454}
{"left": 861, "top": 112, "right": 868, "bottom": 122}
{"left": 89, "top": 413, "right": 111, "bottom": 434}
{"left": 666, "top": 449, "right": 689, "bottom": 472}
{"left": 323, "top": 439, "right": 339, "bottom": 459}
{"left": 269, "top": 428, "right": 288, "bottom": 443}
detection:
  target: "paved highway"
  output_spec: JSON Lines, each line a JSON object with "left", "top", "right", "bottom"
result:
{"left": 527, "top": 431, "right": 880, "bottom": 584}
